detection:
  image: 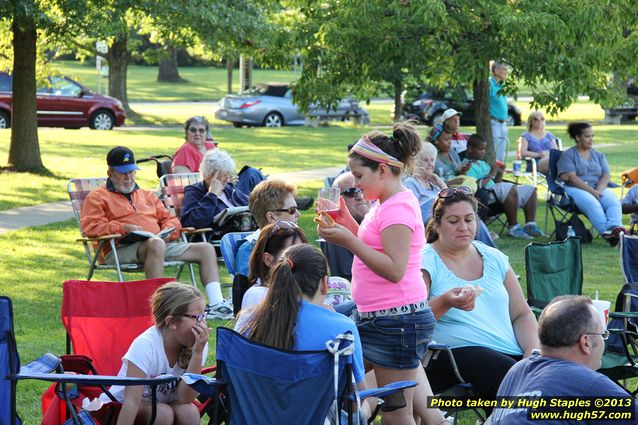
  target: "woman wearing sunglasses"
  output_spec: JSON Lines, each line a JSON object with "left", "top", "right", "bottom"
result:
{"left": 318, "top": 122, "right": 448, "bottom": 425}
{"left": 241, "top": 220, "right": 308, "bottom": 309}
{"left": 420, "top": 187, "right": 539, "bottom": 417}
{"left": 105, "top": 282, "right": 210, "bottom": 425}
{"left": 172, "top": 116, "right": 217, "bottom": 174}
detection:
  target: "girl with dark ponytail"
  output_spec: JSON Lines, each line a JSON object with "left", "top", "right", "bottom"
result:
{"left": 318, "top": 121, "right": 446, "bottom": 424}
{"left": 236, "top": 243, "right": 366, "bottom": 384}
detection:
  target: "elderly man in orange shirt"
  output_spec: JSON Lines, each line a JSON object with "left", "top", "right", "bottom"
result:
{"left": 81, "top": 146, "right": 232, "bottom": 320}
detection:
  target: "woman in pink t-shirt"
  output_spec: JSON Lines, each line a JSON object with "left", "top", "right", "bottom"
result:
{"left": 172, "top": 116, "right": 217, "bottom": 174}
{"left": 318, "top": 121, "right": 446, "bottom": 425}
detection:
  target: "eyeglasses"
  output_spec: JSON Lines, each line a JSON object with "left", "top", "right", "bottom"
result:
{"left": 341, "top": 187, "right": 362, "bottom": 198}
{"left": 188, "top": 127, "right": 207, "bottom": 134}
{"left": 437, "top": 186, "right": 473, "bottom": 198}
{"left": 584, "top": 331, "right": 610, "bottom": 341}
{"left": 182, "top": 312, "right": 207, "bottom": 322}
{"left": 271, "top": 207, "right": 299, "bottom": 215}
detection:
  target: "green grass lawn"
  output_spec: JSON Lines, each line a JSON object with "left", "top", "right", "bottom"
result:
{"left": 2, "top": 123, "right": 637, "bottom": 421}
{"left": 56, "top": 60, "right": 297, "bottom": 102}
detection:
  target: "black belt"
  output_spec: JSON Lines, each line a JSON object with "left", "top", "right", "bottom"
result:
{"left": 491, "top": 117, "right": 507, "bottom": 124}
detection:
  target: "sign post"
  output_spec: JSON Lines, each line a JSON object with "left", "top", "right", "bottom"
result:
{"left": 95, "top": 41, "right": 108, "bottom": 94}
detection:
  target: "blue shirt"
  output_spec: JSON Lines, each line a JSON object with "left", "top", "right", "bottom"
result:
{"left": 490, "top": 76, "right": 508, "bottom": 120}
{"left": 234, "top": 230, "right": 259, "bottom": 277}
{"left": 557, "top": 147, "right": 610, "bottom": 188}
{"left": 235, "top": 300, "right": 365, "bottom": 383}
{"left": 491, "top": 354, "right": 637, "bottom": 424}
{"left": 622, "top": 185, "right": 638, "bottom": 223}
{"left": 421, "top": 241, "right": 522, "bottom": 355}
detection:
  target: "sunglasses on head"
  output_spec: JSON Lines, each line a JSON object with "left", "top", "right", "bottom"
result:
{"left": 271, "top": 220, "right": 299, "bottom": 233}
{"left": 271, "top": 207, "right": 299, "bottom": 215}
{"left": 341, "top": 187, "right": 361, "bottom": 198}
{"left": 437, "top": 186, "right": 473, "bottom": 199}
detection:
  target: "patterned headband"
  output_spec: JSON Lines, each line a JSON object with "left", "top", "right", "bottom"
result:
{"left": 350, "top": 135, "right": 403, "bottom": 169}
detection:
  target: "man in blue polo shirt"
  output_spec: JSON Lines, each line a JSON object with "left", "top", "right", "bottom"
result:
{"left": 490, "top": 295, "right": 637, "bottom": 424}
{"left": 489, "top": 61, "right": 510, "bottom": 163}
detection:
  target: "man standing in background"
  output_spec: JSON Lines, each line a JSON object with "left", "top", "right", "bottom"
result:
{"left": 490, "top": 61, "right": 510, "bottom": 163}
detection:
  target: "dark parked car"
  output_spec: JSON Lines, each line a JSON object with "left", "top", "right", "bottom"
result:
{"left": 401, "top": 85, "right": 522, "bottom": 127}
{"left": 216, "top": 83, "right": 369, "bottom": 127}
{"left": 0, "top": 73, "right": 126, "bottom": 130}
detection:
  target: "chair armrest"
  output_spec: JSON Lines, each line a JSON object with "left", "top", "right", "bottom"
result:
{"left": 183, "top": 228, "right": 212, "bottom": 235}
{"left": 201, "top": 365, "right": 217, "bottom": 375}
{"left": 422, "top": 343, "right": 467, "bottom": 384}
{"left": 77, "top": 234, "right": 121, "bottom": 242}
{"left": 181, "top": 373, "right": 226, "bottom": 397}
{"left": 609, "top": 311, "right": 638, "bottom": 319}
{"left": 345, "top": 380, "right": 418, "bottom": 401}
{"left": 13, "top": 372, "right": 178, "bottom": 387}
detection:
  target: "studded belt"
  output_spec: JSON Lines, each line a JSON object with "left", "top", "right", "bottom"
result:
{"left": 357, "top": 300, "right": 428, "bottom": 319}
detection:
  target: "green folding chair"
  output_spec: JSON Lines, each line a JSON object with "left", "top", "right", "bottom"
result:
{"left": 524, "top": 237, "right": 583, "bottom": 317}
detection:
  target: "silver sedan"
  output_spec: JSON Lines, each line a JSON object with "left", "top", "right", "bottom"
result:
{"left": 216, "top": 83, "right": 369, "bottom": 127}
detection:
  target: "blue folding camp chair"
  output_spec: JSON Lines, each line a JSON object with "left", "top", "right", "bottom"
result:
{"left": 219, "top": 231, "right": 253, "bottom": 278}
{"left": 599, "top": 233, "right": 638, "bottom": 396}
{"left": 1, "top": 295, "right": 179, "bottom": 425}
{"left": 183, "top": 327, "right": 416, "bottom": 425}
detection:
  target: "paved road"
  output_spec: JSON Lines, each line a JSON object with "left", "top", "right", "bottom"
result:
{"left": 0, "top": 166, "right": 341, "bottom": 235}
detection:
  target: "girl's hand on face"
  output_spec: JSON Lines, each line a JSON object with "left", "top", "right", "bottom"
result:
{"left": 191, "top": 321, "right": 211, "bottom": 353}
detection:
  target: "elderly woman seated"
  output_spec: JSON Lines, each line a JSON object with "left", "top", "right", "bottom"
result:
{"left": 180, "top": 149, "right": 264, "bottom": 237}
{"left": 404, "top": 142, "right": 496, "bottom": 247}
{"left": 420, "top": 187, "right": 539, "bottom": 417}
{"left": 172, "top": 116, "right": 217, "bottom": 174}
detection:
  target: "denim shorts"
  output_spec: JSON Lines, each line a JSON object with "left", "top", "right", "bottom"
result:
{"left": 354, "top": 307, "right": 435, "bottom": 369}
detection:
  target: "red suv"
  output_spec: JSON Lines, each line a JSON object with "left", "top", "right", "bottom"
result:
{"left": 0, "top": 73, "right": 126, "bottom": 130}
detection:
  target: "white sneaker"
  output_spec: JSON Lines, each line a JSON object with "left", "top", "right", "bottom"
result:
{"left": 207, "top": 300, "right": 234, "bottom": 321}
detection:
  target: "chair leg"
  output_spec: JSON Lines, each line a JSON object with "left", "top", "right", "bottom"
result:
{"left": 188, "top": 263, "right": 197, "bottom": 287}
{"left": 109, "top": 240, "right": 125, "bottom": 282}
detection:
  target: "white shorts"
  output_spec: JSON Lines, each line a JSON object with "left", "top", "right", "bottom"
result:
{"left": 491, "top": 182, "right": 535, "bottom": 208}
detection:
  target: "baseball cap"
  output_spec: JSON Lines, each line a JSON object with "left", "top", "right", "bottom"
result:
{"left": 107, "top": 146, "right": 140, "bottom": 173}
{"left": 441, "top": 108, "right": 462, "bottom": 122}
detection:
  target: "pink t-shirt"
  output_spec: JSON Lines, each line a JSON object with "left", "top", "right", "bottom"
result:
{"left": 351, "top": 190, "right": 427, "bottom": 312}
{"left": 171, "top": 141, "right": 216, "bottom": 173}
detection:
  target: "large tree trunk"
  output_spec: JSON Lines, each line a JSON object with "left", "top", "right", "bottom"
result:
{"left": 393, "top": 79, "right": 403, "bottom": 122}
{"left": 7, "top": 12, "right": 44, "bottom": 171}
{"left": 107, "top": 35, "right": 130, "bottom": 112}
{"left": 473, "top": 78, "right": 494, "bottom": 164}
{"left": 226, "top": 57, "right": 234, "bottom": 94}
{"left": 157, "top": 43, "right": 184, "bottom": 82}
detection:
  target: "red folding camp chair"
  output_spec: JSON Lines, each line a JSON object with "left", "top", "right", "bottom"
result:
{"left": 41, "top": 278, "right": 215, "bottom": 425}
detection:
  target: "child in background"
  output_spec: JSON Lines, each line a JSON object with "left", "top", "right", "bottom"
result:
{"left": 464, "top": 134, "right": 544, "bottom": 239}
{"left": 104, "top": 282, "right": 210, "bottom": 425}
